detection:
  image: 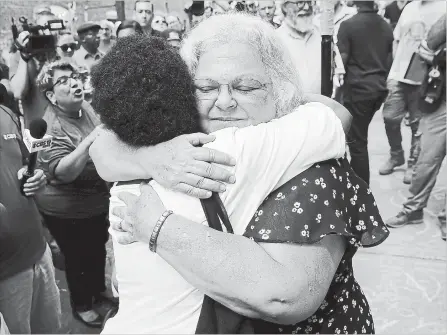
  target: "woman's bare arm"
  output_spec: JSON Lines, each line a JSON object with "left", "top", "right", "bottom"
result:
{"left": 156, "top": 215, "right": 346, "bottom": 325}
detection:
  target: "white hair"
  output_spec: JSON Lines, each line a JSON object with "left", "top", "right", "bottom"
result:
{"left": 180, "top": 12, "right": 306, "bottom": 116}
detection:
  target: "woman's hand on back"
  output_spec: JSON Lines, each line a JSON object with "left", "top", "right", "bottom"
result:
{"left": 89, "top": 128, "right": 236, "bottom": 198}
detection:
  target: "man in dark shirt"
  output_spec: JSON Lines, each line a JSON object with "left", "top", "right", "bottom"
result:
{"left": 337, "top": 0, "right": 394, "bottom": 185}
{"left": 0, "top": 102, "right": 61, "bottom": 333}
{"left": 384, "top": 0, "right": 411, "bottom": 30}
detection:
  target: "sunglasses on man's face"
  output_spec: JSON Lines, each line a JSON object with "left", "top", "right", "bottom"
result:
{"left": 58, "top": 43, "right": 77, "bottom": 52}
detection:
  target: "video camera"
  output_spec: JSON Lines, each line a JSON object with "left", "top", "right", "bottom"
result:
{"left": 12, "top": 16, "right": 65, "bottom": 55}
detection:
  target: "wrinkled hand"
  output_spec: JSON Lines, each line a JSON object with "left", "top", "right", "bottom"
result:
{"left": 89, "top": 128, "right": 237, "bottom": 199}
{"left": 111, "top": 183, "right": 166, "bottom": 245}
{"left": 151, "top": 133, "right": 236, "bottom": 198}
{"left": 18, "top": 168, "right": 46, "bottom": 196}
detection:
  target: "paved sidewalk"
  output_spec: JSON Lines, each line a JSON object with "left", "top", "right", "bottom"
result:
{"left": 353, "top": 109, "right": 446, "bottom": 335}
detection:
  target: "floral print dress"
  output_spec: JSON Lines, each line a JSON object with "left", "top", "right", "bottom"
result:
{"left": 243, "top": 158, "right": 390, "bottom": 334}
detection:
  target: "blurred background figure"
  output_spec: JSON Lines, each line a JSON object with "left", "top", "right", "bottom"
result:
{"left": 277, "top": 0, "right": 345, "bottom": 94}
{"left": 160, "top": 28, "right": 181, "bottom": 49}
{"left": 35, "top": 61, "right": 112, "bottom": 328}
{"left": 116, "top": 20, "right": 144, "bottom": 38}
{"left": 151, "top": 11, "right": 168, "bottom": 35}
{"left": 337, "top": 0, "right": 394, "bottom": 185}
{"left": 245, "top": 1, "right": 259, "bottom": 14}
{"left": 106, "top": 10, "right": 119, "bottom": 24}
{"left": 99, "top": 20, "right": 116, "bottom": 54}
{"left": 258, "top": 0, "right": 277, "bottom": 26}
{"left": 204, "top": 2, "right": 214, "bottom": 18}
{"left": 166, "top": 12, "right": 183, "bottom": 31}
{"left": 384, "top": 0, "right": 411, "bottom": 30}
{"left": 134, "top": 0, "right": 154, "bottom": 35}
{"left": 56, "top": 33, "right": 78, "bottom": 62}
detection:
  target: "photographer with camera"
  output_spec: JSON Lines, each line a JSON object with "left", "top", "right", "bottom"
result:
{"left": 9, "top": 10, "right": 63, "bottom": 126}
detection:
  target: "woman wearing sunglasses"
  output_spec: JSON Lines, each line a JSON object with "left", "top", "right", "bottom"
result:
{"left": 34, "top": 61, "right": 112, "bottom": 328}
{"left": 56, "top": 33, "right": 79, "bottom": 62}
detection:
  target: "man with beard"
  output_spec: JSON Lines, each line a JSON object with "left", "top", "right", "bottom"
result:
{"left": 277, "top": 0, "right": 345, "bottom": 94}
{"left": 73, "top": 22, "right": 104, "bottom": 72}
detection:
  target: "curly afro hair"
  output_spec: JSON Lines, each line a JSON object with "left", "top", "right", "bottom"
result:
{"left": 91, "top": 34, "right": 202, "bottom": 148}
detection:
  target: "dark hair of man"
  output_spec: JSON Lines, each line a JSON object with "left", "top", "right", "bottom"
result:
{"left": 135, "top": 0, "right": 152, "bottom": 11}
{"left": 353, "top": 1, "right": 375, "bottom": 10}
{"left": 116, "top": 20, "right": 144, "bottom": 36}
{"left": 91, "top": 35, "right": 202, "bottom": 148}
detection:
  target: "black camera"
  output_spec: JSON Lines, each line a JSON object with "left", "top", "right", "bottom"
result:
{"left": 12, "top": 17, "right": 65, "bottom": 55}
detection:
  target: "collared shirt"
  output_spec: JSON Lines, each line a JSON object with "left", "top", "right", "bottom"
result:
{"left": 388, "top": 1, "right": 446, "bottom": 85}
{"left": 72, "top": 46, "right": 104, "bottom": 72}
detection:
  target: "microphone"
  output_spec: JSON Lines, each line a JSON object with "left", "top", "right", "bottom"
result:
{"left": 20, "top": 119, "right": 53, "bottom": 196}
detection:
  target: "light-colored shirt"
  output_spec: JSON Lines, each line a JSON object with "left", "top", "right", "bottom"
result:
{"left": 388, "top": 0, "right": 446, "bottom": 85}
{"left": 72, "top": 46, "right": 104, "bottom": 72}
{"left": 277, "top": 23, "right": 345, "bottom": 94}
{"left": 277, "top": 23, "right": 322, "bottom": 94}
{"left": 103, "top": 102, "right": 346, "bottom": 334}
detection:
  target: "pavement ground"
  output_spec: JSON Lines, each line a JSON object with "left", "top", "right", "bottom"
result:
{"left": 55, "top": 109, "right": 446, "bottom": 334}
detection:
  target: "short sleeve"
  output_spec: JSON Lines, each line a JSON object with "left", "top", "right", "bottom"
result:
{"left": 37, "top": 122, "right": 75, "bottom": 180}
{"left": 243, "top": 158, "right": 390, "bottom": 249}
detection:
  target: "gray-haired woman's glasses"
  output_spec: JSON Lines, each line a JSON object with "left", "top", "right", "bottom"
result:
{"left": 194, "top": 79, "right": 272, "bottom": 101}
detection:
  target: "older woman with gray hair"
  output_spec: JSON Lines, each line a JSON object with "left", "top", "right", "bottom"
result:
{"left": 90, "top": 13, "right": 389, "bottom": 334}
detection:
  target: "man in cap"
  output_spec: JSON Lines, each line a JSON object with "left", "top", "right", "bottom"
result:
{"left": 73, "top": 22, "right": 104, "bottom": 71}
{"left": 160, "top": 29, "right": 181, "bottom": 49}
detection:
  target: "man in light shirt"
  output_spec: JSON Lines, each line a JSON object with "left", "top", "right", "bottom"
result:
{"left": 277, "top": 0, "right": 345, "bottom": 94}
{"left": 379, "top": 0, "right": 446, "bottom": 182}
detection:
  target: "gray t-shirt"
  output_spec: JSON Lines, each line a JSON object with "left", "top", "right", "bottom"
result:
{"left": 35, "top": 101, "right": 109, "bottom": 219}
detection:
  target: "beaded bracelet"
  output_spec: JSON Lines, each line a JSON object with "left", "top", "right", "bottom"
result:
{"left": 149, "top": 210, "right": 173, "bottom": 253}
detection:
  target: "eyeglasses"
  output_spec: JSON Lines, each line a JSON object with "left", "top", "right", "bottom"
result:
{"left": 194, "top": 79, "right": 272, "bottom": 101}
{"left": 50, "top": 73, "right": 81, "bottom": 90}
{"left": 58, "top": 43, "right": 77, "bottom": 52}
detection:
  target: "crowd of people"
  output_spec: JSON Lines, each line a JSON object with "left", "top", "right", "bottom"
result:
{"left": 0, "top": 0, "right": 445, "bottom": 334}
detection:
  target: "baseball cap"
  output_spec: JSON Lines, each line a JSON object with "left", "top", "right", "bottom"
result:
{"left": 160, "top": 29, "right": 181, "bottom": 41}
{"left": 77, "top": 21, "right": 101, "bottom": 34}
